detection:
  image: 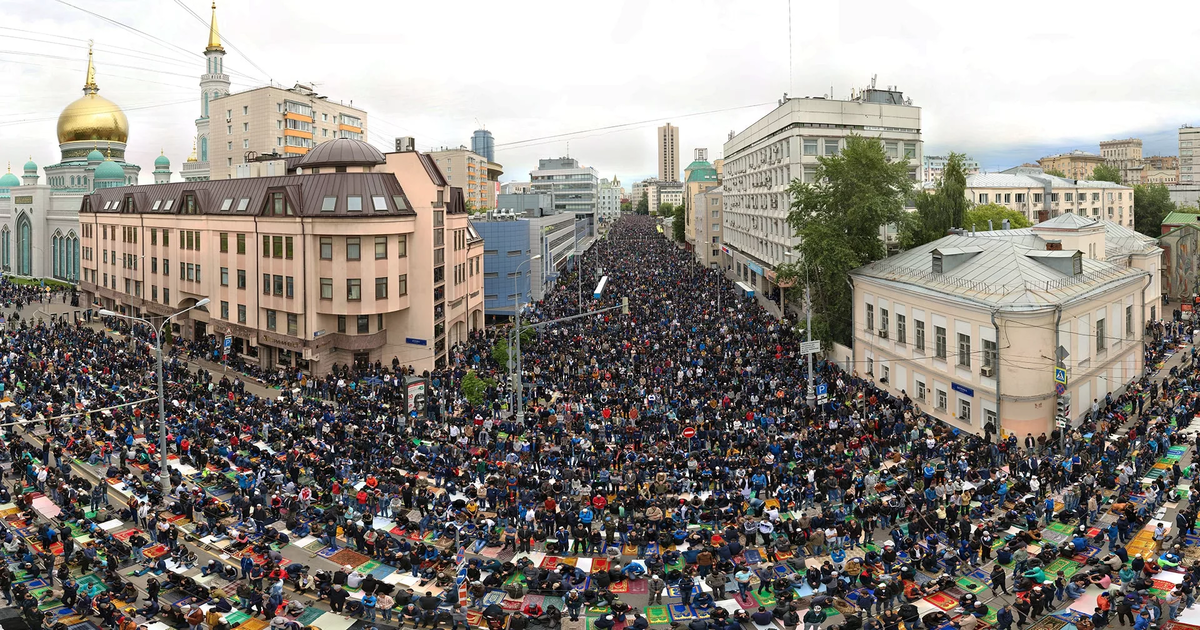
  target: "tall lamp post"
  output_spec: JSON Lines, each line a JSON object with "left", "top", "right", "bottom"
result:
{"left": 99, "top": 298, "right": 210, "bottom": 495}
{"left": 512, "top": 255, "right": 541, "bottom": 426}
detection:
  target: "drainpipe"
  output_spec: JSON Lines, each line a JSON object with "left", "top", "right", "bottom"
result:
{"left": 1140, "top": 273, "right": 1152, "bottom": 378}
{"left": 846, "top": 276, "right": 855, "bottom": 369}
{"left": 1053, "top": 305, "right": 1063, "bottom": 449}
{"left": 990, "top": 309, "right": 1001, "bottom": 443}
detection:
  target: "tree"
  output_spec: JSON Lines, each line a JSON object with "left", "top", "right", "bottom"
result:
{"left": 620, "top": 200, "right": 632, "bottom": 213}
{"left": 1044, "top": 168, "right": 1067, "bottom": 178}
{"left": 963, "top": 203, "right": 1032, "bottom": 230}
{"left": 1091, "top": 163, "right": 1122, "bottom": 184}
{"left": 672, "top": 204, "right": 686, "bottom": 242}
{"left": 781, "top": 134, "right": 913, "bottom": 346}
{"left": 461, "top": 370, "right": 495, "bottom": 407}
{"left": 1133, "top": 183, "right": 1175, "bottom": 237}
{"left": 636, "top": 191, "right": 649, "bottom": 215}
{"left": 491, "top": 338, "right": 510, "bottom": 368}
{"left": 657, "top": 202, "right": 674, "bottom": 218}
{"left": 897, "top": 152, "right": 970, "bottom": 248}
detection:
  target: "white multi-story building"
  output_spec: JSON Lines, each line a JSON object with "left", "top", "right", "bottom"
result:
{"left": 922, "top": 154, "right": 980, "bottom": 185}
{"left": 722, "top": 87, "right": 922, "bottom": 302}
{"left": 598, "top": 176, "right": 622, "bottom": 223}
{"left": 957, "top": 166, "right": 1135, "bottom": 228}
{"left": 530, "top": 157, "right": 599, "bottom": 235}
{"left": 1180, "top": 126, "right": 1200, "bottom": 186}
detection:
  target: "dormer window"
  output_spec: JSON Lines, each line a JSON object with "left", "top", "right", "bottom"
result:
{"left": 265, "top": 191, "right": 294, "bottom": 216}
{"left": 183, "top": 194, "right": 198, "bottom": 214}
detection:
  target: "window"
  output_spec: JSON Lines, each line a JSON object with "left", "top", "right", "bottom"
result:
{"left": 1064, "top": 193, "right": 1073, "bottom": 202}
{"left": 1126, "top": 305, "right": 1133, "bottom": 336}
{"left": 272, "top": 235, "right": 283, "bottom": 258}
{"left": 935, "top": 326, "right": 947, "bottom": 359}
{"left": 375, "top": 236, "right": 387, "bottom": 259}
{"left": 1015, "top": 193, "right": 1025, "bottom": 203}
{"left": 865, "top": 303, "right": 874, "bottom": 331}
{"left": 957, "top": 333, "right": 971, "bottom": 367}
{"left": 237, "top": 233, "right": 246, "bottom": 254}
{"left": 372, "top": 276, "right": 388, "bottom": 299}
{"left": 983, "top": 339, "right": 997, "bottom": 369}
{"left": 915, "top": 379, "right": 926, "bottom": 402}
{"left": 337, "top": 316, "right": 346, "bottom": 333}
{"left": 151, "top": 257, "right": 158, "bottom": 274}
{"left": 236, "top": 198, "right": 250, "bottom": 212}
{"left": 824, "top": 138, "right": 838, "bottom": 156}
{"left": 978, "top": 193, "right": 988, "bottom": 204}
{"left": 885, "top": 142, "right": 898, "bottom": 160}
{"left": 397, "top": 274, "right": 407, "bottom": 296}
{"left": 320, "top": 237, "right": 332, "bottom": 260}
{"left": 346, "top": 237, "right": 360, "bottom": 260}
{"left": 347, "top": 196, "right": 363, "bottom": 212}
{"left": 262, "top": 235, "right": 270, "bottom": 257}
{"left": 220, "top": 267, "right": 229, "bottom": 286}
{"left": 1096, "top": 318, "right": 1106, "bottom": 351}
{"left": 150, "top": 229, "right": 157, "bottom": 245}
{"left": 320, "top": 278, "right": 333, "bottom": 299}
{"left": 357, "top": 315, "right": 369, "bottom": 334}
{"left": 262, "top": 273, "right": 270, "bottom": 294}
{"left": 866, "top": 358, "right": 873, "bottom": 375}
{"left": 958, "top": 399, "right": 971, "bottom": 423}
{"left": 896, "top": 314, "right": 906, "bottom": 345}
{"left": 371, "top": 196, "right": 387, "bottom": 212}
{"left": 321, "top": 196, "right": 336, "bottom": 212}
{"left": 238, "top": 304, "right": 246, "bottom": 323}
{"left": 266, "top": 309, "right": 277, "bottom": 331}
{"left": 984, "top": 408, "right": 997, "bottom": 429}
{"left": 220, "top": 301, "right": 229, "bottom": 319}
{"left": 286, "top": 276, "right": 294, "bottom": 299}
{"left": 903, "top": 142, "right": 916, "bottom": 159}
{"left": 880, "top": 308, "right": 889, "bottom": 334}
{"left": 347, "top": 278, "right": 361, "bottom": 300}
{"left": 285, "top": 237, "right": 293, "bottom": 259}
{"left": 914, "top": 320, "right": 925, "bottom": 351}
{"left": 242, "top": 122, "right": 249, "bottom": 132}
{"left": 220, "top": 232, "right": 228, "bottom": 252}
{"left": 237, "top": 269, "right": 245, "bottom": 289}
{"left": 936, "top": 389, "right": 947, "bottom": 410}
{"left": 1033, "top": 193, "right": 1043, "bottom": 203}
{"left": 287, "top": 313, "right": 298, "bottom": 336}
{"left": 803, "top": 139, "right": 818, "bottom": 156}
{"left": 163, "top": 259, "right": 169, "bottom": 277}
{"left": 163, "top": 288, "right": 169, "bottom": 304}
{"left": 273, "top": 274, "right": 283, "bottom": 296}
{"left": 397, "top": 235, "right": 407, "bottom": 258}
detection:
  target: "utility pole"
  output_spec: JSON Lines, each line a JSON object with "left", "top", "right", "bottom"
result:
{"left": 806, "top": 281, "right": 816, "bottom": 408}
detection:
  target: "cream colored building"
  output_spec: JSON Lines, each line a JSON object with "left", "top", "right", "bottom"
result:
{"left": 429, "top": 147, "right": 503, "bottom": 211}
{"left": 851, "top": 213, "right": 1160, "bottom": 437}
{"left": 1180, "top": 126, "right": 1200, "bottom": 185}
{"left": 658, "top": 123, "right": 679, "bottom": 182}
{"left": 693, "top": 186, "right": 723, "bottom": 268}
{"left": 1145, "top": 168, "right": 1178, "bottom": 185}
{"left": 1038, "top": 150, "right": 1105, "bottom": 180}
{"left": 1099, "top": 138, "right": 1143, "bottom": 185}
{"left": 960, "top": 166, "right": 1135, "bottom": 228}
{"left": 79, "top": 138, "right": 481, "bottom": 374}
{"left": 683, "top": 149, "right": 719, "bottom": 252}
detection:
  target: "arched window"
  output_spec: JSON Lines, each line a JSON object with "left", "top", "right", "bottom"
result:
{"left": 200, "top": 136, "right": 208, "bottom": 162}
{"left": 203, "top": 91, "right": 210, "bottom": 118}
{"left": 51, "top": 233, "right": 60, "bottom": 278}
{"left": 16, "top": 214, "right": 31, "bottom": 276}
{"left": 2, "top": 226, "right": 10, "bottom": 271}
{"left": 71, "top": 235, "right": 80, "bottom": 281}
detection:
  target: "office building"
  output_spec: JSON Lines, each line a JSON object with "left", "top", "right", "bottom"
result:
{"left": 851, "top": 213, "right": 1159, "bottom": 437}
{"left": 723, "top": 87, "right": 922, "bottom": 305}
{"left": 529, "top": 157, "right": 598, "bottom": 237}
{"left": 645, "top": 179, "right": 683, "bottom": 216}
{"left": 476, "top": 195, "right": 579, "bottom": 317}
{"left": 922, "top": 154, "right": 979, "bottom": 185}
{"left": 658, "top": 123, "right": 679, "bottom": 182}
{"left": 1099, "top": 138, "right": 1143, "bottom": 185}
{"left": 429, "top": 146, "right": 503, "bottom": 210}
{"left": 1037, "top": 150, "right": 1105, "bottom": 181}
{"left": 959, "top": 166, "right": 1134, "bottom": 228}
{"left": 79, "top": 138, "right": 482, "bottom": 373}
{"left": 471, "top": 129, "right": 495, "bottom": 162}
{"left": 501, "top": 182, "right": 531, "bottom": 195}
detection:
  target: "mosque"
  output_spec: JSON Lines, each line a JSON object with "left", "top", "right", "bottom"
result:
{"left": 0, "top": 43, "right": 165, "bottom": 283}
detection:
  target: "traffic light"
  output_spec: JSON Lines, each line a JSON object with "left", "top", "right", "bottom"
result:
{"left": 621, "top": 297, "right": 629, "bottom": 315}
{"left": 1056, "top": 393, "right": 1071, "bottom": 424}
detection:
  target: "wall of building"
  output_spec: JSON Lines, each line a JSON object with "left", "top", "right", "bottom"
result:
{"left": 1160, "top": 225, "right": 1200, "bottom": 305}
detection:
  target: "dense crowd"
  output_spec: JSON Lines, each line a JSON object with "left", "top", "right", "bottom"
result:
{"left": 1, "top": 216, "right": 1200, "bottom": 630}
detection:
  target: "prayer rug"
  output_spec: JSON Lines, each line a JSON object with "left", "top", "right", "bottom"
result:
{"left": 224, "top": 611, "right": 251, "bottom": 625}
{"left": 668, "top": 605, "right": 696, "bottom": 622}
{"left": 1027, "top": 616, "right": 1068, "bottom": 630}
{"left": 924, "top": 591, "right": 958, "bottom": 611}
{"left": 317, "top": 546, "right": 339, "bottom": 559}
{"left": 586, "top": 606, "right": 610, "bottom": 615}
{"left": 482, "top": 591, "right": 506, "bottom": 606}
{"left": 502, "top": 598, "right": 525, "bottom": 612}
{"left": 67, "top": 622, "right": 102, "bottom": 630}
{"left": 622, "top": 545, "right": 638, "bottom": 556}
{"left": 667, "top": 584, "right": 701, "bottom": 598}
{"left": 743, "top": 549, "right": 764, "bottom": 565}
{"left": 956, "top": 577, "right": 987, "bottom": 594}
{"left": 625, "top": 579, "right": 648, "bottom": 595}
{"left": 304, "top": 540, "right": 326, "bottom": 552}
{"left": 237, "top": 618, "right": 269, "bottom": 630}
{"left": 734, "top": 594, "right": 757, "bottom": 610}
{"left": 645, "top": 607, "right": 670, "bottom": 625}
{"left": 144, "top": 544, "right": 169, "bottom": 558}
{"left": 466, "top": 611, "right": 484, "bottom": 628}
{"left": 1161, "top": 623, "right": 1200, "bottom": 630}
{"left": 591, "top": 558, "right": 610, "bottom": 572}
{"left": 493, "top": 549, "right": 515, "bottom": 562}
{"left": 609, "top": 581, "right": 629, "bottom": 594}
{"left": 329, "top": 549, "right": 370, "bottom": 567}
{"left": 543, "top": 596, "right": 565, "bottom": 611}
{"left": 369, "top": 565, "right": 396, "bottom": 580}
{"left": 357, "top": 560, "right": 381, "bottom": 574}
{"left": 559, "top": 557, "right": 578, "bottom": 567}
{"left": 113, "top": 529, "right": 143, "bottom": 542}
{"left": 753, "top": 590, "right": 777, "bottom": 607}
{"left": 540, "top": 556, "right": 561, "bottom": 570}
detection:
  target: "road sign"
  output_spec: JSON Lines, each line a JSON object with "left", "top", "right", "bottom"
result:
{"left": 1055, "top": 383, "right": 1066, "bottom": 396}
{"left": 681, "top": 427, "right": 696, "bottom": 439}
{"left": 816, "top": 383, "right": 828, "bottom": 402}
{"left": 1055, "top": 345, "right": 1070, "bottom": 362}
{"left": 798, "top": 340, "right": 821, "bottom": 355}
{"left": 1054, "top": 367, "right": 1067, "bottom": 385}
{"left": 1055, "top": 419, "right": 1067, "bottom": 429}
{"left": 223, "top": 334, "right": 232, "bottom": 350}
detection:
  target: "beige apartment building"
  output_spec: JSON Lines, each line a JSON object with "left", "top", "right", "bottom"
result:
{"left": 658, "top": 123, "right": 679, "bottom": 182}
{"left": 960, "top": 166, "right": 1135, "bottom": 228}
{"left": 851, "top": 214, "right": 1159, "bottom": 437}
{"left": 683, "top": 149, "right": 719, "bottom": 252}
{"left": 79, "top": 139, "right": 481, "bottom": 374}
{"left": 428, "top": 147, "right": 503, "bottom": 210}
{"left": 1099, "top": 138, "right": 1143, "bottom": 185}
{"left": 196, "top": 84, "right": 367, "bottom": 182}
{"left": 1180, "top": 126, "right": 1200, "bottom": 185}
{"left": 693, "top": 186, "right": 724, "bottom": 268}
{"left": 1038, "top": 150, "right": 1105, "bottom": 180}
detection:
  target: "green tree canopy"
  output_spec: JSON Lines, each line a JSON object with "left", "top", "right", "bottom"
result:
{"left": 658, "top": 202, "right": 674, "bottom": 217}
{"left": 636, "top": 191, "right": 649, "bottom": 214}
{"left": 963, "top": 203, "right": 1032, "bottom": 231}
{"left": 1043, "top": 168, "right": 1067, "bottom": 178}
{"left": 1133, "top": 183, "right": 1175, "bottom": 237}
{"left": 672, "top": 204, "right": 686, "bottom": 242}
{"left": 620, "top": 199, "right": 632, "bottom": 213}
{"left": 897, "top": 152, "right": 970, "bottom": 249}
{"left": 461, "top": 370, "right": 495, "bottom": 407}
{"left": 1091, "top": 163, "right": 1122, "bottom": 184}
{"left": 780, "top": 135, "right": 913, "bottom": 346}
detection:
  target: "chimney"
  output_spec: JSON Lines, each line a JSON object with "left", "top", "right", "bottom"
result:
{"left": 1038, "top": 209, "right": 1049, "bottom": 223}
{"left": 1002, "top": 219, "right": 1010, "bottom": 230}
{"left": 1046, "top": 239, "right": 1062, "bottom": 251}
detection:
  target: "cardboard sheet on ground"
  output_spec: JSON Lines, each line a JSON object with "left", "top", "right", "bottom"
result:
{"left": 1174, "top": 605, "right": 1200, "bottom": 625}
{"left": 1068, "top": 588, "right": 1101, "bottom": 615}
{"left": 715, "top": 599, "right": 743, "bottom": 615}
{"left": 576, "top": 558, "right": 592, "bottom": 573}
{"left": 31, "top": 496, "right": 60, "bottom": 518}
{"left": 371, "top": 517, "right": 393, "bottom": 530}
{"left": 309, "top": 612, "right": 357, "bottom": 630}
{"left": 100, "top": 519, "right": 124, "bottom": 531}
{"left": 1158, "top": 571, "right": 1186, "bottom": 584}
{"left": 291, "top": 536, "right": 319, "bottom": 549}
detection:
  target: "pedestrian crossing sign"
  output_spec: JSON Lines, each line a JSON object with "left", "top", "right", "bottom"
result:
{"left": 1054, "top": 367, "right": 1067, "bottom": 384}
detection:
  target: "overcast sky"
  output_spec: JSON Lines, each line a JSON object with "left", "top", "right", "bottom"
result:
{"left": 3, "top": 0, "right": 1198, "bottom": 186}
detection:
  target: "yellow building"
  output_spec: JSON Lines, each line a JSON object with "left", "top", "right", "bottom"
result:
{"left": 428, "top": 147, "right": 503, "bottom": 211}
{"left": 1037, "top": 150, "right": 1105, "bottom": 180}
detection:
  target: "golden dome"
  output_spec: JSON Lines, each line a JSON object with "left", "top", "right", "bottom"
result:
{"left": 56, "top": 45, "right": 129, "bottom": 145}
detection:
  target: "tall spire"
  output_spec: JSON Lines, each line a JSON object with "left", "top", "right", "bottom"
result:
{"left": 206, "top": 2, "right": 224, "bottom": 52}
{"left": 83, "top": 40, "right": 98, "bottom": 94}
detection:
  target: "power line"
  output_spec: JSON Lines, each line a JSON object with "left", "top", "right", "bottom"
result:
{"left": 0, "top": 97, "right": 195, "bottom": 129}
{"left": 0, "top": 49, "right": 201, "bottom": 80}
{"left": 169, "top": 0, "right": 274, "bottom": 84}
{"left": 53, "top": 0, "right": 205, "bottom": 62}
{"left": 0, "top": 57, "right": 199, "bottom": 91}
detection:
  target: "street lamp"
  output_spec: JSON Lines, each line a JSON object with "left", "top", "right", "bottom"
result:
{"left": 99, "top": 298, "right": 210, "bottom": 495}
{"left": 512, "top": 255, "right": 541, "bottom": 426}
{"left": 780, "top": 252, "right": 795, "bottom": 322}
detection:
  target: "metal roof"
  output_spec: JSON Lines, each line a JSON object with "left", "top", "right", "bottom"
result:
{"left": 81, "top": 172, "right": 416, "bottom": 217}
{"left": 852, "top": 233, "right": 1146, "bottom": 309}
{"left": 966, "top": 172, "right": 1132, "bottom": 190}
{"left": 295, "top": 138, "right": 385, "bottom": 169}
{"left": 1161, "top": 211, "right": 1200, "bottom": 226}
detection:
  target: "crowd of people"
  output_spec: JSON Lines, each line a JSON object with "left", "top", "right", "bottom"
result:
{"left": 0, "top": 215, "right": 1198, "bottom": 630}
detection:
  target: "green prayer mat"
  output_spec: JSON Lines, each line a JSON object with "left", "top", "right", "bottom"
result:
{"left": 586, "top": 606, "right": 610, "bottom": 615}
{"left": 295, "top": 608, "right": 325, "bottom": 625}
{"left": 956, "top": 577, "right": 986, "bottom": 594}
{"left": 753, "top": 591, "right": 777, "bottom": 607}
{"left": 357, "top": 560, "right": 382, "bottom": 574}
{"left": 224, "top": 610, "right": 251, "bottom": 625}
{"left": 645, "top": 606, "right": 670, "bottom": 624}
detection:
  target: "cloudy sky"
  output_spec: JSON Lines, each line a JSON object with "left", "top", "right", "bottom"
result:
{"left": 3, "top": 0, "right": 1197, "bottom": 186}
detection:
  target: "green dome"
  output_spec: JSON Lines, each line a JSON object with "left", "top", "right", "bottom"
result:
{"left": 685, "top": 159, "right": 712, "bottom": 172}
{"left": 686, "top": 166, "right": 718, "bottom": 183}
{"left": 23, "top": 159, "right": 36, "bottom": 173}
{"left": 154, "top": 154, "right": 171, "bottom": 169}
{"left": 94, "top": 159, "right": 125, "bottom": 180}
{"left": 0, "top": 172, "right": 19, "bottom": 188}
{"left": 87, "top": 149, "right": 104, "bottom": 163}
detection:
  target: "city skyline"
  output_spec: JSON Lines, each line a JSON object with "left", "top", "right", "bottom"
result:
{"left": 5, "top": 0, "right": 1200, "bottom": 187}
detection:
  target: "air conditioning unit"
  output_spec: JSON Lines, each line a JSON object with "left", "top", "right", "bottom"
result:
{"left": 878, "top": 329, "right": 888, "bottom": 339}
{"left": 226, "top": 116, "right": 232, "bottom": 122}
{"left": 980, "top": 365, "right": 994, "bottom": 377}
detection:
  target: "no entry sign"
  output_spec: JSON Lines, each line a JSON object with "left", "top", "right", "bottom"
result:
{"left": 682, "top": 427, "right": 696, "bottom": 439}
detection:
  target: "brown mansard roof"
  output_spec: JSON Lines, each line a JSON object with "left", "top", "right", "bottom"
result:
{"left": 80, "top": 172, "right": 416, "bottom": 217}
